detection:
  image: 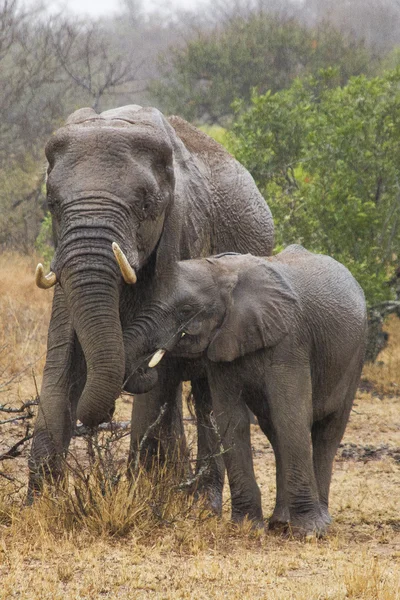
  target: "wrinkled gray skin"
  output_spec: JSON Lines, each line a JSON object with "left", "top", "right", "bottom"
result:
{"left": 28, "top": 105, "right": 274, "bottom": 504}
{"left": 123, "top": 246, "right": 367, "bottom": 535}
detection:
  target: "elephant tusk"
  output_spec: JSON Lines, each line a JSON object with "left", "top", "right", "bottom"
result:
{"left": 35, "top": 263, "right": 57, "bottom": 289}
{"left": 112, "top": 242, "right": 137, "bottom": 284}
{"left": 181, "top": 332, "right": 186, "bottom": 337}
{"left": 148, "top": 349, "right": 166, "bottom": 368}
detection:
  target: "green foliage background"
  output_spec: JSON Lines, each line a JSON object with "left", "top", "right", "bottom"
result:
{"left": 228, "top": 70, "right": 400, "bottom": 305}
{"left": 151, "top": 15, "right": 377, "bottom": 123}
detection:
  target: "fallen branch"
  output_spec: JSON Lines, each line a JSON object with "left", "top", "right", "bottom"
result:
{"left": 0, "top": 415, "right": 32, "bottom": 425}
{"left": 0, "top": 399, "right": 38, "bottom": 415}
{"left": 0, "top": 397, "right": 38, "bottom": 426}
{"left": 0, "top": 425, "right": 32, "bottom": 461}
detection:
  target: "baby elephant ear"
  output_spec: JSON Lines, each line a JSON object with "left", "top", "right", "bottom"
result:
{"left": 207, "top": 260, "right": 299, "bottom": 362}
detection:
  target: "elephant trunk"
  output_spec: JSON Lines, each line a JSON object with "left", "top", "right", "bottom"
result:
{"left": 123, "top": 317, "right": 165, "bottom": 395}
{"left": 61, "top": 259, "right": 125, "bottom": 427}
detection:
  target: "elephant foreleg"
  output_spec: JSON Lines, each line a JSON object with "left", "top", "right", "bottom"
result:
{"left": 257, "top": 414, "right": 290, "bottom": 528}
{"left": 128, "top": 361, "right": 190, "bottom": 479}
{"left": 191, "top": 377, "right": 225, "bottom": 515}
{"left": 206, "top": 366, "right": 263, "bottom": 526}
{"left": 27, "top": 287, "right": 86, "bottom": 502}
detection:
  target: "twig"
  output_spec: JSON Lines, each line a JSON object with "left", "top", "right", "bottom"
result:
{"left": 0, "top": 425, "right": 32, "bottom": 461}
{"left": 209, "top": 410, "right": 225, "bottom": 455}
{"left": 133, "top": 402, "right": 168, "bottom": 477}
{"left": 177, "top": 446, "right": 230, "bottom": 491}
{"left": 178, "top": 410, "right": 230, "bottom": 491}
{"left": 0, "top": 399, "right": 38, "bottom": 414}
{"left": 0, "top": 398, "right": 37, "bottom": 425}
{"left": 0, "top": 415, "right": 31, "bottom": 425}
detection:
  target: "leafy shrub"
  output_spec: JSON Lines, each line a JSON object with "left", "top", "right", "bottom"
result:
{"left": 231, "top": 69, "right": 400, "bottom": 304}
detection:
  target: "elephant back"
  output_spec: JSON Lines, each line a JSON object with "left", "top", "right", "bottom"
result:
{"left": 168, "top": 116, "right": 230, "bottom": 162}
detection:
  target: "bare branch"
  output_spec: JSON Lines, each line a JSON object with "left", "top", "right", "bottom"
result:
{"left": 0, "top": 424, "right": 33, "bottom": 461}
{"left": 133, "top": 402, "right": 168, "bottom": 477}
{"left": 0, "top": 399, "right": 38, "bottom": 414}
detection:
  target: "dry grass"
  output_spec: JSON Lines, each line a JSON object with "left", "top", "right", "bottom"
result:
{"left": 0, "top": 253, "right": 399, "bottom": 600}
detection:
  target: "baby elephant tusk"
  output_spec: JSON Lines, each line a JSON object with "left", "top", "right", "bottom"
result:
{"left": 35, "top": 263, "right": 57, "bottom": 289}
{"left": 112, "top": 242, "right": 137, "bottom": 284}
{"left": 148, "top": 349, "right": 166, "bottom": 368}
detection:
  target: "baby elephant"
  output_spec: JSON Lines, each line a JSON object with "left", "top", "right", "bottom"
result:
{"left": 124, "top": 245, "right": 367, "bottom": 536}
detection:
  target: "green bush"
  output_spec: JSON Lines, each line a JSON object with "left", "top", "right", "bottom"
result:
{"left": 231, "top": 70, "right": 400, "bottom": 304}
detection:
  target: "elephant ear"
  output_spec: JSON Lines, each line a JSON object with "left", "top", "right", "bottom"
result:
{"left": 207, "top": 259, "right": 299, "bottom": 362}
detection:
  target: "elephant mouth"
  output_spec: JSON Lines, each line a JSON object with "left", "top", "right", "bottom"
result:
{"left": 123, "top": 361, "right": 160, "bottom": 395}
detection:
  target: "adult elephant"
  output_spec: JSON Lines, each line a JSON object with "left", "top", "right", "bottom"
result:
{"left": 28, "top": 105, "right": 274, "bottom": 505}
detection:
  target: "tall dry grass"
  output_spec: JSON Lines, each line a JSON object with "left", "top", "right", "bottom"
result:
{"left": 0, "top": 252, "right": 51, "bottom": 399}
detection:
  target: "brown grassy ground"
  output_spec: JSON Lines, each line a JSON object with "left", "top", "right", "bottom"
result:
{"left": 0, "top": 253, "right": 399, "bottom": 600}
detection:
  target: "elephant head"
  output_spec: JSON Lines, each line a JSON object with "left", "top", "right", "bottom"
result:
{"left": 123, "top": 254, "right": 299, "bottom": 394}
{"left": 36, "top": 106, "right": 178, "bottom": 427}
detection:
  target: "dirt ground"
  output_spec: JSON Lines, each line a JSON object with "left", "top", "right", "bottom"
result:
{"left": 0, "top": 254, "right": 399, "bottom": 599}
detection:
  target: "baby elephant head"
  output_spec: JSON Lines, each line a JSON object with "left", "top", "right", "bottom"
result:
{"left": 124, "top": 254, "right": 299, "bottom": 392}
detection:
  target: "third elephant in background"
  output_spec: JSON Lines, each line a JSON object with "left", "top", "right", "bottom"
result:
{"left": 123, "top": 245, "right": 367, "bottom": 536}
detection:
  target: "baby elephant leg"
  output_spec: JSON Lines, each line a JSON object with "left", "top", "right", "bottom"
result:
{"left": 207, "top": 367, "right": 264, "bottom": 526}
{"left": 312, "top": 357, "right": 362, "bottom": 525}
{"left": 257, "top": 414, "right": 290, "bottom": 528}
{"left": 191, "top": 377, "right": 225, "bottom": 516}
{"left": 265, "top": 364, "right": 327, "bottom": 537}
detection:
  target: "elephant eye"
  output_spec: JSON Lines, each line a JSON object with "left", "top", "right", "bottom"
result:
{"left": 138, "top": 188, "right": 155, "bottom": 218}
{"left": 142, "top": 198, "right": 151, "bottom": 214}
{"left": 180, "top": 304, "right": 193, "bottom": 316}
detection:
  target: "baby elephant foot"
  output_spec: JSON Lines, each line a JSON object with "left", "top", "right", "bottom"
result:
{"left": 289, "top": 510, "right": 330, "bottom": 538}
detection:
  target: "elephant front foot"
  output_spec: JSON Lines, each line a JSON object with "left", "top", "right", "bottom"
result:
{"left": 288, "top": 507, "right": 330, "bottom": 538}
{"left": 27, "top": 436, "right": 65, "bottom": 504}
{"left": 26, "top": 462, "right": 66, "bottom": 505}
{"left": 269, "top": 504, "right": 330, "bottom": 538}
